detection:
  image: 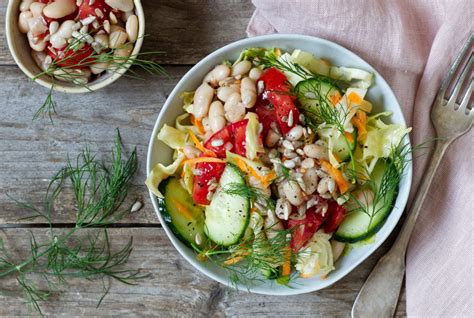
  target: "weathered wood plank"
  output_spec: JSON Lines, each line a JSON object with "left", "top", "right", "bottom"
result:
{"left": 0, "top": 228, "right": 407, "bottom": 317}
{"left": 0, "top": 66, "right": 191, "bottom": 224}
{"left": 0, "top": 0, "right": 254, "bottom": 66}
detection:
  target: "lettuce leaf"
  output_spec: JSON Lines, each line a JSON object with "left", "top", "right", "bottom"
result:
{"left": 295, "top": 230, "right": 334, "bottom": 278}
{"left": 145, "top": 152, "right": 186, "bottom": 198}
{"left": 157, "top": 124, "right": 190, "bottom": 149}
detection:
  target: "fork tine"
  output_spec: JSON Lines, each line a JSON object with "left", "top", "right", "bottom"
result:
{"left": 438, "top": 33, "right": 473, "bottom": 99}
{"left": 448, "top": 53, "right": 473, "bottom": 104}
{"left": 459, "top": 81, "right": 473, "bottom": 115}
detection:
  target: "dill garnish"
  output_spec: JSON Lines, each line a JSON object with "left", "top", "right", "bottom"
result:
{"left": 221, "top": 182, "right": 276, "bottom": 211}
{"left": 0, "top": 130, "right": 147, "bottom": 316}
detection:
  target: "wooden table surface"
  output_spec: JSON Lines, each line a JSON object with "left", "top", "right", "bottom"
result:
{"left": 0, "top": 1, "right": 407, "bottom": 316}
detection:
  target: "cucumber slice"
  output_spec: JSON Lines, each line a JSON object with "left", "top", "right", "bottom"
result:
{"left": 205, "top": 164, "right": 250, "bottom": 246}
{"left": 159, "top": 178, "right": 207, "bottom": 247}
{"left": 331, "top": 130, "right": 357, "bottom": 162}
{"left": 334, "top": 161, "right": 398, "bottom": 243}
{"left": 295, "top": 78, "right": 341, "bottom": 114}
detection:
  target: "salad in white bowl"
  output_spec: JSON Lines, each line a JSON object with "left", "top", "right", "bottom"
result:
{"left": 146, "top": 35, "right": 412, "bottom": 294}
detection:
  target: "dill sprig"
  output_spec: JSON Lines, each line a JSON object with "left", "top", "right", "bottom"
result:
{"left": 32, "top": 31, "right": 167, "bottom": 122}
{"left": 346, "top": 141, "right": 412, "bottom": 229}
{"left": 220, "top": 182, "right": 276, "bottom": 211}
{"left": 0, "top": 130, "right": 147, "bottom": 316}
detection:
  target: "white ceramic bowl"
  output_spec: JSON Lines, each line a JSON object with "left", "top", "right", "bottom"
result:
{"left": 147, "top": 34, "right": 412, "bottom": 295}
{"left": 5, "top": 0, "right": 145, "bottom": 93}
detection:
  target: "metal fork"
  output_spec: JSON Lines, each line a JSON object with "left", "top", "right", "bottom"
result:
{"left": 352, "top": 33, "right": 473, "bottom": 318}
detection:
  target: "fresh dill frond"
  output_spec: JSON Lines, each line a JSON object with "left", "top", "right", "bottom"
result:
{"left": 221, "top": 182, "right": 276, "bottom": 211}
{"left": 0, "top": 130, "right": 147, "bottom": 315}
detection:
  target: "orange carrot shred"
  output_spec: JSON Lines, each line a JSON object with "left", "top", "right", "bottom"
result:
{"left": 190, "top": 115, "right": 206, "bottom": 135}
{"left": 321, "top": 160, "right": 350, "bottom": 194}
{"left": 188, "top": 130, "right": 217, "bottom": 157}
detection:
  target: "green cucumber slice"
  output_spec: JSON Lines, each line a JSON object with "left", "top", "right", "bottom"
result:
{"left": 205, "top": 164, "right": 250, "bottom": 246}
{"left": 159, "top": 178, "right": 207, "bottom": 247}
{"left": 295, "top": 78, "right": 341, "bottom": 115}
{"left": 334, "top": 160, "right": 398, "bottom": 243}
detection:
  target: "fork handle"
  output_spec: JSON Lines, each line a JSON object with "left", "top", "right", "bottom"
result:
{"left": 352, "top": 140, "right": 451, "bottom": 318}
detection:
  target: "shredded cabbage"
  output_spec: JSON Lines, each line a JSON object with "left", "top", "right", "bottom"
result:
{"left": 175, "top": 113, "right": 200, "bottom": 135}
{"left": 157, "top": 124, "right": 190, "bottom": 149}
{"left": 145, "top": 152, "right": 186, "bottom": 198}
{"left": 291, "top": 49, "right": 330, "bottom": 76}
{"left": 295, "top": 230, "right": 334, "bottom": 278}
{"left": 180, "top": 91, "right": 195, "bottom": 113}
{"left": 181, "top": 162, "right": 194, "bottom": 195}
{"left": 245, "top": 112, "right": 264, "bottom": 160}
{"left": 329, "top": 66, "right": 373, "bottom": 88}
{"left": 363, "top": 113, "right": 411, "bottom": 160}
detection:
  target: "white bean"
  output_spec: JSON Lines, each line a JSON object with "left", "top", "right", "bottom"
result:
{"left": 43, "top": 0, "right": 76, "bottom": 19}
{"left": 232, "top": 60, "right": 252, "bottom": 77}
{"left": 93, "top": 33, "right": 109, "bottom": 49}
{"left": 224, "top": 93, "right": 245, "bottom": 123}
{"left": 201, "top": 117, "right": 212, "bottom": 132}
{"left": 31, "top": 50, "right": 51, "bottom": 71}
{"left": 216, "top": 85, "right": 239, "bottom": 102}
{"left": 113, "top": 42, "right": 133, "bottom": 61}
{"left": 265, "top": 129, "right": 280, "bottom": 147}
{"left": 126, "top": 14, "right": 138, "bottom": 43}
{"left": 105, "top": 0, "right": 134, "bottom": 12}
{"left": 240, "top": 77, "right": 257, "bottom": 108}
{"left": 285, "top": 125, "right": 304, "bottom": 141}
{"left": 208, "top": 101, "right": 226, "bottom": 133}
{"left": 49, "top": 21, "right": 59, "bottom": 35}
{"left": 121, "top": 10, "right": 134, "bottom": 22}
{"left": 109, "top": 11, "right": 118, "bottom": 24}
{"left": 29, "top": 2, "right": 46, "bottom": 16}
{"left": 90, "top": 61, "right": 109, "bottom": 74}
{"left": 53, "top": 68, "right": 91, "bottom": 84}
{"left": 20, "top": 0, "right": 34, "bottom": 11}
{"left": 27, "top": 31, "right": 46, "bottom": 51}
{"left": 18, "top": 11, "right": 32, "bottom": 33}
{"left": 303, "top": 168, "right": 318, "bottom": 195}
{"left": 317, "top": 177, "right": 329, "bottom": 195}
{"left": 27, "top": 16, "right": 48, "bottom": 37}
{"left": 283, "top": 181, "right": 305, "bottom": 206}
{"left": 204, "top": 64, "right": 231, "bottom": 87}
{"left": 264, "top": 209, "right": 284, "bottom": 240}
{"left": 193, "top": 82, "right": 214, "bottom": 120}
{"left": 109, "top": 26, "right": 128, "bottom": 48}
{"left": 301, "top": 158, "right": 315, "bottom": 169}
{"left": 249, "top": 67, "right": 262, "bottom": 81}
{"left": 57, "top": 20, "right": 75, "bottom": 37}
{"left": 303, "top": 143, "right": 328, "bottom": 160}
{"left": 275, "top": 198, "right": 291, "bottom": 221}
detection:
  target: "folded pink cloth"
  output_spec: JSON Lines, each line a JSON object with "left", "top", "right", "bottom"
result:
{"left": 247, "top": 1, "right": 473, "bottom": 316}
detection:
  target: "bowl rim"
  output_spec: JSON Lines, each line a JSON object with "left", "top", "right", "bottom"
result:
{"left": 5, "top": 0, "right": 145, "bottom": 94}
{"left": 146, "top": 33, "right": 413, "bottom": 295}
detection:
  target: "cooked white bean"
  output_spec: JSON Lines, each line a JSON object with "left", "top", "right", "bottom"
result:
{"left": 303, "top": 168, "right": 318, "bottom": 195}
{"left": 109, "top": 26, "right": 128, "bottom": 48}
{"left": 283, "top": 160, "right": 295, "bottom": 169}
{"left": 249, "top": 67, "right": 262, "bottom": 81}
{"left": 283, "top": 181, "right": 305, "bottom": 206}
{"left": 193, "top": 82, "right": 214, "bottom": 120}
{"left": 20, "top": 0, "right": 34, "bottom": 11}
{"left": 204, "top": 64, "right": 231, "bottom": 87}
{"left": 31, "top": 50, "right": 51, "bottom": 71}
{"left": 109, "top": 11, "right": 118, "bottom": 24}
{"left": 331, "top": 240, "right": 345, "bottom": 262}
{"left": 57, "top": 20, "right": 75, "bottom": 37}
{"left": 303, "top": 143, "right": 328, "bottom": 159}
{"left": 327, "top": 178, "right": 336, "bottom": 193}
{"left": 93, "top": 33, "right": 109, "bottom": 49}
{"left": 27, "top": 31, "right": 46, "bottom": 51}
{"left": 113, "top": 42, "right": 133, "bottom": 61}
{"left": 201, "top": 117, "right": 212, "bottom": 132}
{"left": 216, "top": 85, "right": 239, "bottom": 102}
{"left": 232, "top": 60, "right": 252, "bottom": 77}
{"left": 264, "top": 209, "right": 284, "bottom": 240}
{"left": 317, "top": 177, "right": 329, "bottom": 195}
{"left": 301, "top": 158, "right": 315, "bottom": 169}
{"left": 240, "top": 77, "right": 257, "bottom": 108}
{"left": 121, "top": 10, "right": 134, "bottom": 22}
{"left": 43, "top": 0, "right": 76, "bottom": 19}
{"left": 183, "top": 145, "right": 201, "bottom": 159}
{"left": 105, "top": 0, "right": 134, "bottom": 11}
{"left": 53, "top": 68, "right": 90, "bottom": 84}
{"left": 49, "top": 21, "right": 59, "bottom": 35}
{"left": 224, "top": 92, "right": 245, "bottom": 123}
{"left": 29, "top": 2, "right": 46, "bottom": 16}
{"left": 126, "top": 14, "right": 138, "bottom": 43}
{"left": 275, "top": 198, "right": 291, "bottom": 220}
{"left": 208, "top": 101, "right": 226, "bottom": 133}
{"left": 285, "top": 125, "right": 304, "bottom": 141}
{"left": 265, "top": 129, "right": 280, "bottom": 147}
{"left": 90, "top": 61, "right": 109, "bottom": 74}
{"left": 18, "top": 11, "right": 32, "bottom": 33}
{"left": 27, "top": 16, "right": 48, "bottom": 37}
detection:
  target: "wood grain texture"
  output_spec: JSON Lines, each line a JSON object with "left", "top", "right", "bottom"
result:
{"left": 0, "top": 0, "right": 254, "bottom": 66}
{"left": 0, "top": 228, "right": 407, "bottom": 317}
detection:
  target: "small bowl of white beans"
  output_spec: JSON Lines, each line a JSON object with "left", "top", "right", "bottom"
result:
{"left": 6, "top": 0, "right": 145, "bottom": 93}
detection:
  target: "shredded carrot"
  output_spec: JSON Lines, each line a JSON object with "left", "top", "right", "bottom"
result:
{"left": 321, "top": 160, "right": 350, "bottom": 194}
{"left": 351, "top": 110, "right": 367, "bottom": 142}
{"left": 224, "top": 256, "right": 243, "bottom": 266}
{"left": 344, "top": 132, "right": 354, "bottom": 144}
{"left": 348, "top": 91, "right": 362, "bottom": 107}
{"left": 281, "top": 247, "right": 292, "bottom": 277}
{"left": 331, "top": 152, "right": 341, "bottom": 163}
{"left": 234, "top": 157, "right": 276, "bottom": 187}
{"left": 188, "top": 130, "right": 217, "bottom": 157}
{"left": 329, "top": 91, "right": 342, "bottom": 106}
{"left": 173, "top": 200, "right": 193, "bottom": 221}
{"left": 182, "top": 157, "right": 226, "bottom": 166}
{"left": 190, "top": 115, "right": 205, "bottom": 135}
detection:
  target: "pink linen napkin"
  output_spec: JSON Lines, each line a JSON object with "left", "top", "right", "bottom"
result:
{"left": 247, "top": 1, "right": 473, "bottom": 316}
